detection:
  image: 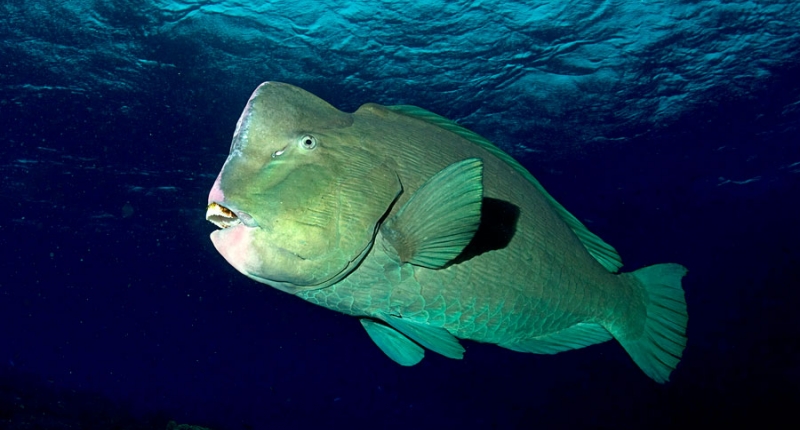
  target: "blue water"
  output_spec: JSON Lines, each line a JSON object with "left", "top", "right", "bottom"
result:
{"left": 1, "top": 1, "right": 799, "bottom": 428}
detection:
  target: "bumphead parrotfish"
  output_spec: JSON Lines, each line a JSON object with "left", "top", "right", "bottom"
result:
{"left": 206, "top": 82, "right": 688, "bottom": 383}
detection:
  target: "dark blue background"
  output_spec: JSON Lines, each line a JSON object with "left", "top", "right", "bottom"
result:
{"left": 2, "top": 11, "right": 800, "bottom": 430}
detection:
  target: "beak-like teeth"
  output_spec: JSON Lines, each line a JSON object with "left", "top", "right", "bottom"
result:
{"left": 206, "top": 202, "right": 241, "bottom": 229}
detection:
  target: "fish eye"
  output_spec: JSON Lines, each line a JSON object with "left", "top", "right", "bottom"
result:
{"left": 299, "top": 135, "right": 317, "bottom": 150}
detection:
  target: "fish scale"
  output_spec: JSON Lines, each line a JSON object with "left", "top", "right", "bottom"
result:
{"left": 301, "top": 232, "right": 594, "bottom": 346}
{"left": 207, "top": 82, "right": 688, "bottom": 383}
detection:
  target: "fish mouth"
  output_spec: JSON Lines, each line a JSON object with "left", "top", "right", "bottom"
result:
{"left": 206, "top": 202, "right": 302, "bottom": 260}
{"left": 206, "top": 202, "right": 258, "bottom": 228}
{"left": 206, "top": 202, "right": 240, "bottom": 229}
{"left": 206, "top": 201, "right": 309, "bottom": 292}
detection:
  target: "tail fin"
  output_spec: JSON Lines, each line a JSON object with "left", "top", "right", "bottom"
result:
{"left": 617, "top": 263, "right": 688, "bottom": 383}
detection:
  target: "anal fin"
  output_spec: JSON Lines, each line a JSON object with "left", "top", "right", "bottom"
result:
{"left": 499, "top": 323, "right": 612, "bottom": 354}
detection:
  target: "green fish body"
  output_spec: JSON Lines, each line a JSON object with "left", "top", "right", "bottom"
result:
{"left": 206, "top": 82, "right": 688, "bottom": 383}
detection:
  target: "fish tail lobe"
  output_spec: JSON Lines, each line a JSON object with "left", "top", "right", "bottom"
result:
{"left": 615, "top": 263, "right": 688, "bottom": 383}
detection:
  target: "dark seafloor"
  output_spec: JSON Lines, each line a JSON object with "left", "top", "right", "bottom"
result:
{"left": 1, "top": 1, "right": 799, "bottom": 429}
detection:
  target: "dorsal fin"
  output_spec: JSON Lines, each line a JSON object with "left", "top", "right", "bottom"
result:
{"left": 385, "top": 105, "right": 623, "bottom": 273}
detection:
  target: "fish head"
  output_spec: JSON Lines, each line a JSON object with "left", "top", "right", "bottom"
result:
{"left": 206, "top": 82, "right": 401, "bottom": 293}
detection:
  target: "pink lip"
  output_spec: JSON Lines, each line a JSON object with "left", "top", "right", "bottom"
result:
{"left": 208, "top": 222, "right": 304, "bottom": 293}
{"left": 209, "top": 222, "right": 254, "bottom": 273}
{"left": 208, "top": 171, "right": 226, "bottom": 204}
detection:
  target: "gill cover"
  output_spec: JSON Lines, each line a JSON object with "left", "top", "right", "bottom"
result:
{"left": 209, "top": 82, "right": 401, "bottom": 292}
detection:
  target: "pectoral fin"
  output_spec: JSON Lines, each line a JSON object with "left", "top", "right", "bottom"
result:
{"left": 360, "top": 318, "right": 424, "bottom": 366}
{"left": 381, "top": 158, "right": 483, "bottom": 269}
{"left": 383, "top": 314, "right": 465, "bottom": 360}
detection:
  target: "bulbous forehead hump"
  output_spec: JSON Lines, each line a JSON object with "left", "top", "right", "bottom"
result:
{"left": 246, "top": 82, "right": 353, "bottom": 131}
